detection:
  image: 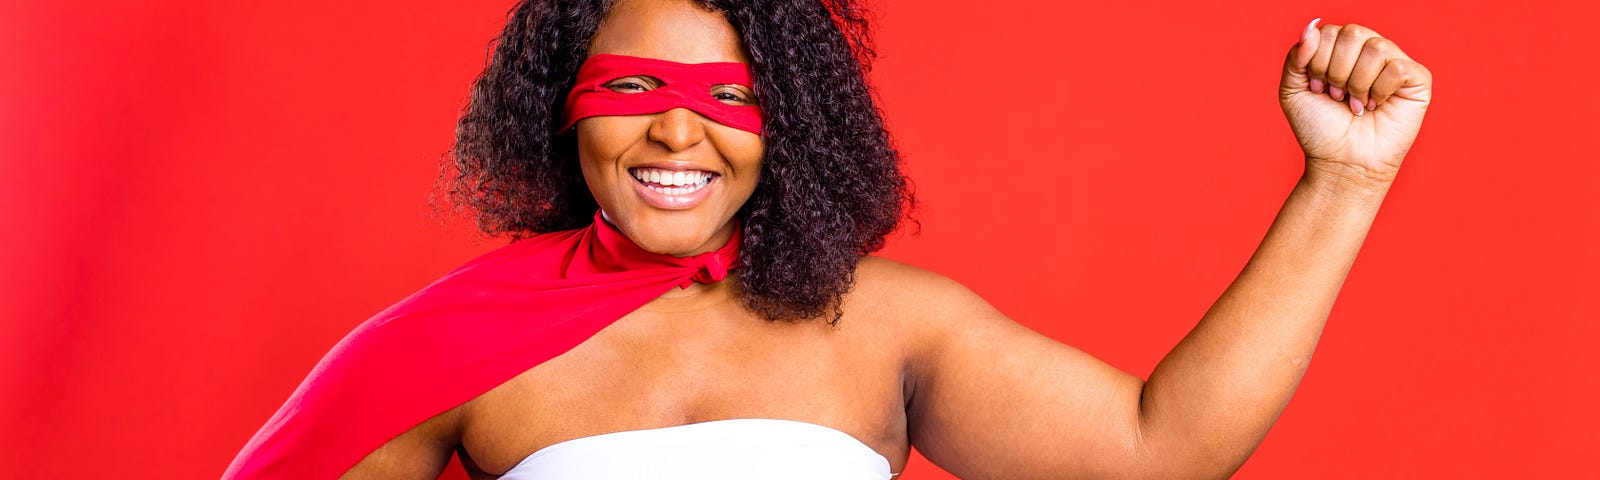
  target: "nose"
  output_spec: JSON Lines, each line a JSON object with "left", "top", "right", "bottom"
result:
{"left": 647, "top": 107, "right": 709, "bottom": 152}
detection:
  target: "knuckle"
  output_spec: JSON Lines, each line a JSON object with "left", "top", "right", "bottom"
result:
{"left": 1318, "top": 23, "right": 1341, "bottom": 39}
{"left": 1388, "top": 60, "right": 1413, "bottom": 76}
{"left": 1362, "top": 37, "right": 1394, "bottom": 55}
{"left": 1340, "top": 23, "right": 1375, "bottom": 39}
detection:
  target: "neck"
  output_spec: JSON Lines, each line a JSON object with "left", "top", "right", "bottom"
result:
{"left": 647, "top": 272, "right": 740, "bottom": 309}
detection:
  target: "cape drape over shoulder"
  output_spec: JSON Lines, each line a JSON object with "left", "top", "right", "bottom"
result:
{"left": 224, "top": 212, "right": 741, "bottom": 479}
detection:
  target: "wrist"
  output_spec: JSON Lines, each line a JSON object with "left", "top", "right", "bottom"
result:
{"left": 1299, "top": 163, "right": 1394, "bottom": 205}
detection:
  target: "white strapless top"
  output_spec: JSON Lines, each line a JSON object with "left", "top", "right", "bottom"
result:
{"left": 498, "top": 418, "right": 897, "bottom": 479}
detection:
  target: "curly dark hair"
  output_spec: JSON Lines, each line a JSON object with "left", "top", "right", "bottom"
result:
{"left": 437, "top": 0, "right": 914, "bottom": 323}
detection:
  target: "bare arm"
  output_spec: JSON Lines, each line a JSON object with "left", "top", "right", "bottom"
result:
{"left": 1135, "top": 171, "right": 1387, "bottom": 476}
{"left": 906, "top": 20, "right": 1430, "bottom": 479}
{"left": 338, "top": 405, "right": 462, "bottom": 480}
{"left": 905, "top": 172, "right": 1387, "bottom": 479}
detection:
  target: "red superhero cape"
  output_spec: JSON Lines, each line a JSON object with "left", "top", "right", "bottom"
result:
{"left": 223, "top": 211, "right": 740, "bottom": 478}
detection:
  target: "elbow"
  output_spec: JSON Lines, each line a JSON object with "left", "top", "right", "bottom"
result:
{"left": 1133, "top": 430, "right": 1263, "bottom": 480}
{"left": 1172, "top": 448, "right": 1261, "bottom": 480}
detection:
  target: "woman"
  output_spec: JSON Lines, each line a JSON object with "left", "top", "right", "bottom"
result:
{"left": 225, "top": 0, "right": 1433, "bottom": 478}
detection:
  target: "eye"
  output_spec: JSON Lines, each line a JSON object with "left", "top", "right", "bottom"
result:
{"left": 711, "top": 85, "right": 756, "bottom": 106}
{"left": 602, "top": 75, "right": 662, "bottom": 93}
{"left": 607, "top": 82, "right": 647, "bottom": 92}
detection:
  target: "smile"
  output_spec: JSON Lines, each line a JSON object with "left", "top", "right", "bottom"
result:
{"left": 631, "top": 167, "right": 715, "bottom": 194}
{"left": 628, "top": 167, "right": 720, "bottom": 209}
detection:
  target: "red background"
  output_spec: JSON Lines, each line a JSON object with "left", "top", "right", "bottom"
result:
{"left": 2, "top": 0, "right": 1595, "bottom": 478}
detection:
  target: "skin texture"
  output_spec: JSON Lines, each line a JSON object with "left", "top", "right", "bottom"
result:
{"left": 341, "top": 7, "right": 1431, "bottom": 480}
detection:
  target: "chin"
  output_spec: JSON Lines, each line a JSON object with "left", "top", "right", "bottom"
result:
{"left": 612, "top": 207, "right": 730, "bottom": 257}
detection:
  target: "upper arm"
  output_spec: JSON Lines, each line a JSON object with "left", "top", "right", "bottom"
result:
{"left": 877, "top": 260, "right": 1156, "bottom": 479}
{"left": 339, "top": 405, "right": 463, "bottom": 480}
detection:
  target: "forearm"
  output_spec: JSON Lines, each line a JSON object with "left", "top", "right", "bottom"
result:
{"left": 1135, "top": 169, "right": 1390, "bottom": 477}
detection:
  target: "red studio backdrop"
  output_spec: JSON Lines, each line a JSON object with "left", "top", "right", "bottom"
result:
{"left": 2, "top": 0, "right": 1595, "bottom": 478}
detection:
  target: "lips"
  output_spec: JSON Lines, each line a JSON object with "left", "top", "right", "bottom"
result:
{"left": 627, "top": 166, "right": 720, "bottom": 210}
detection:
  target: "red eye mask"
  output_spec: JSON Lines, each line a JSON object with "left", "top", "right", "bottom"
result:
{"left": 561, "top": 53, "right": 764, "bottom": 135}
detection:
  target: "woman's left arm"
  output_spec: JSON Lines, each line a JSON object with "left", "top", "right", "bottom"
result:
{"left": 905, "top": 20, "right": 1431, "bottom": 479}
{"left": 1139, "top": 17, "right": 1433, "bottom": 475}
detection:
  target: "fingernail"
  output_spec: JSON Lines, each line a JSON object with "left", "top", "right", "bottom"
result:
{"left": 1329, "top": 85, "right": 1345, "bottom": 101}
{"left": 1349, "top": 96, "right": 1364, "bottom": 116}
{"left": 1366, "top": 98, "right": 1376, "bottom": 110}
{"left": 1297, "top": 17, "right": 1322, "bottom": 45}
{"left": 1310, "top": 78, "right": 1325, "bottom": 93}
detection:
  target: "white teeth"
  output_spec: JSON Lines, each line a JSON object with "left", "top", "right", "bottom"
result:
{"left": 631, "top": 167, "right": 715, "bottom": 195}
{"left": 644, "top": 183, "right": 707, "bottom": 195}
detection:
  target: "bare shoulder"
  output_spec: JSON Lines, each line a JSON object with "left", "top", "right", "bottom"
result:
{"left": 849, "top": 256, "right": 1011, "bottom": 345}
{"left": 852, "top": 255, "right": 994, "bottom": 314}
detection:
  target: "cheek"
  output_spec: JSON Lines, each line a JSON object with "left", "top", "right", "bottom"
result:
{"left": 575, "top": 119, "right": 631, "bottom": 164}
{"left": 716, "top": 132, "right": 765, "bottom": 189}
{"left": 575, "top": 118, "right": 646, "bottom": 189}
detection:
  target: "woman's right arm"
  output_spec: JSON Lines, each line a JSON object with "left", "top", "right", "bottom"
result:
{"left": 339, "top": 405, "right": 464, "bottom": 480}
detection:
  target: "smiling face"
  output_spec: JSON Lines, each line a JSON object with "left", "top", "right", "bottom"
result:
{"left": 575, "top": 0, "right": 763, "bottom": 257}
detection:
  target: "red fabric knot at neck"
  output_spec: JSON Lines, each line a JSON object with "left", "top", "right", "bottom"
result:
{"left": 575, "top": 210, "right": 741, "bottom": 288}
{"left": 685, "top": 248, "right": 732, "bottom": 288}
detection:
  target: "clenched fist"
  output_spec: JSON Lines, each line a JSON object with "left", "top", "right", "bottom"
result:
{"left": 1281, "top": 19, "right": 1433, "bottom": 186}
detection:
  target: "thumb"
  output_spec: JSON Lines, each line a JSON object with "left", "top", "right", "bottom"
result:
{"left": 1281, "top": 18, "right": 1321, "bottom": 93}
